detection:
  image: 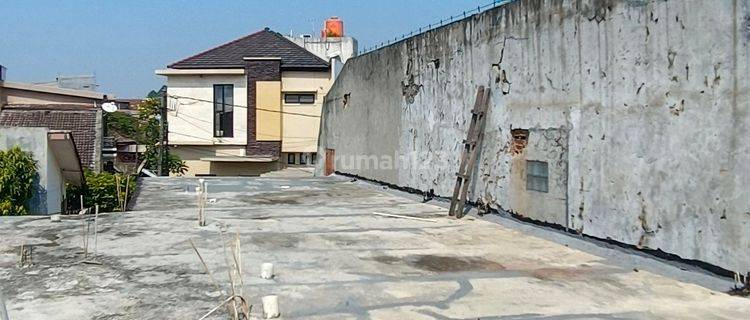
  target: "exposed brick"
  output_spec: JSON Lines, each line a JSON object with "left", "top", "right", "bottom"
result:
{"left": 245, "top": 59, "right": 282, "bottom": 158}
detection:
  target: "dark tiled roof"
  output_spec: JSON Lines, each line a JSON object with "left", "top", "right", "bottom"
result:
{"left": 168, "top": 29, "right": 329, "bottom": 70}
{"left": 0, "top": 105, "right": 99, "bottom": 169}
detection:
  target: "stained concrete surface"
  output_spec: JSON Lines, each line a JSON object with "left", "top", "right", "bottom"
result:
{"left": 1, "top": 176, "right": 749, "bottom": 319}
{"left": 317, "top": 0, "right": 750, "bottom": 274}
{"left": 260, "top": 166, "right": 315, "bottom": 178}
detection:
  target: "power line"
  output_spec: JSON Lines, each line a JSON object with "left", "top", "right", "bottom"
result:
{"left": 175, "top": 145, "right": 271, "bottom": 159}
{"left": 170, "top": 114, "right": 318, "bottom": 140}
{"left": 169, "top": 137, "right": 318, "bottom": 160}
{"left": 172, "top": 111, "right": 215, "bottom": 136}
{"left": 168, "top": 131, "right": 318, "bottom": 144}
{"left": 169, "top": 94, "right": 321, "bottom": 118}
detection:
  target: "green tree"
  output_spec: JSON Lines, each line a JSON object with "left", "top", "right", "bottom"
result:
{"left": 105, "top": 111, "right": 141, "bottom": 142}
{"left": 0, "top": 146, "right": 37, "bottom": 215}
{"left": 104, "top": 98, "right": 187, "bottom": 175}
{"left": 136, "top": 98, "right": 187, "bottom": 175}
{"left": 67, "top": 170, "right": 136, "bottom": 212}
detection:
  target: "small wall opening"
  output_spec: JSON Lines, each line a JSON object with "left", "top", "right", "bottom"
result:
{"left": 343, "top": 93, "right": 350, "bottom": 108}
{"left": 511, "top": 129, "right": 529, "bottom": 154}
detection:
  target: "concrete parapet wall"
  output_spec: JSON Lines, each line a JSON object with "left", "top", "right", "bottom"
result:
{"left": 318, "top": 0, "right": 750, "bottom": 273}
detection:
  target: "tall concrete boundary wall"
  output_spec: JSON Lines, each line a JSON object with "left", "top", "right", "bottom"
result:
{"left": 317, "top": 0, "right": 750, "bottom": 274}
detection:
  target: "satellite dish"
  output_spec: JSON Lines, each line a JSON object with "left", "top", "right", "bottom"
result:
{"left": 101, "top": 102, "right": 118, "bottom": 113}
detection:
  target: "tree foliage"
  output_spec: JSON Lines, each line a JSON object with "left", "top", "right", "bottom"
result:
{"left": 67, "top": 170, "right": 137, "bottom": 212}
{"left": 144, "top": 147, "right": 188, "bottom": 175}
{"left": 105, "top": 111, "right": 143, "bottom": 143}
{"left": 0, "top": 146, "right": 37, "bottom": 215}
{"left": 104, "top": 98, "right": 187, "bottom": 175}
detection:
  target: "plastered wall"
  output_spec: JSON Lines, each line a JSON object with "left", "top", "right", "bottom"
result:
{"left": 318, "top": 0, "right": 750, "bottom": 273}
{"left": 167, "top": 74, "right": 249, "bottom": 145}
{"left": 281, "top": 71, "right": 331, "bottom": 153}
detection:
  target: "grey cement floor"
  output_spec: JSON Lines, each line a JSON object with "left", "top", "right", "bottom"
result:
{"left": 1, "top": 176, "right": 749, "bottom": 319}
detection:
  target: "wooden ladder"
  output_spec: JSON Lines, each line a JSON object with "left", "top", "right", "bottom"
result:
{"left": 449, "top": 86, "right": 491, "bottom": 218}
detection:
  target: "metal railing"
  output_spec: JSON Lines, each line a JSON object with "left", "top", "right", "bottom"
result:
{"left": 357, "top": 0, "right": 516, "bottom": 55}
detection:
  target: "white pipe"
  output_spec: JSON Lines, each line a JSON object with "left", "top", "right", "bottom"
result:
{"left": 262, "top": 295, "right": 280, "bottom": 319}
{"left": 260, "top": 263, "right": 274, "bottom": 279}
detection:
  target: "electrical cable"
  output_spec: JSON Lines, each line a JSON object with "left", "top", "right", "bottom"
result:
{"left": 169, "top": 94, "right": 321, "bottom": 118}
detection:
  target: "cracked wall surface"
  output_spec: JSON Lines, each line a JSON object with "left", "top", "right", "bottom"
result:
{"left": 317, "top": 0, "right": 750, "bottom": 274}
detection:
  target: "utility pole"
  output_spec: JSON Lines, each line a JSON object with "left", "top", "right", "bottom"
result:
{"left": 158, "top": 88, "right": 167, "bottom": 176}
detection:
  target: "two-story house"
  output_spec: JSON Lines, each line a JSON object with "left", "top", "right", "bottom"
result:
{"left": 156, "top": 28, "right": 334, "bottom": 176}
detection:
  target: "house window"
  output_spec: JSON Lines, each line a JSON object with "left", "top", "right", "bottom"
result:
{"left": 213, "top": 84, "right": 233, "bottom": 137}
{"left": 284, "top": 93, "right": 316, "bottom": 104}
{"left": 287, "top": 153, "right": 296, "bottom": 164}
{"left": 299, "top": 153, "right": 307, "bottom": 165}
{"left": 310, "top": 152, "right": 316, "bottom": 164}
{"left": 526, "top": 160, "right": 549, "bottom": 193}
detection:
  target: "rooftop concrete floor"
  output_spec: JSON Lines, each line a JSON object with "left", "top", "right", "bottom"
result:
{"left": 1, "top": 176, "right": 749, "bottom": 319}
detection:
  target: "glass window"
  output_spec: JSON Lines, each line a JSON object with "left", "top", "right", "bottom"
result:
{"left": 299, "top": 153, "right": 307, "bottom": 165}
{"left": 526, "top": 160, "right": 549, "bottom": 193}
{"left": 299, "top": 94, "right": 315, "bottom": 104}
{"left": 284, "top": 94, "right": 297, "bottom": 103}
{"left": 284, "top": 93, "right": 316, "bottom": 104}
{"left": 287, "top": 153, "right": 296, "bottom": 164}
{"left": 213, "top": 84, "right": 233, "bottom": 137}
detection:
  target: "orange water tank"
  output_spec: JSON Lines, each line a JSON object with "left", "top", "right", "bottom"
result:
{"left": 323, "top": 17, "right": 344, "bottom": 38}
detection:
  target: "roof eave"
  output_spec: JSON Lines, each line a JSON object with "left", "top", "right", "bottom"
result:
{"left": 167, "top": 64, "right": 245, "bottom": 69}
{"left": 156, "top": 68, "right": 245, "bottom": 76}
{"left": 1, "top": 81, "right": 109, "bottom": 100}
{"left": 280, "top": 65, "right": 330, "bottom": 72}
{"left": 166, "top": 64, "right": 330, "bottom": 72}
{"left": 47, "top": 131, "right": 84, "bottom": 186}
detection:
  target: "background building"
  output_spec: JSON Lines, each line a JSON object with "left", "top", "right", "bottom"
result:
{"left": 0, "top": 66, "right": 107, "bottom": 172}
{"left": 157, "top": 26, "right": 355, "bottom": 176}
{"left": 285, "top": 17, "right": 358, "bottom": 80}
{"left": 34, "top": 74, "right": 99, "bottom": 91}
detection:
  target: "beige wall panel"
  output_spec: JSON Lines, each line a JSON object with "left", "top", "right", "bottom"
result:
{"left": 256, "top": 81, "right": 282, "bottom": 141}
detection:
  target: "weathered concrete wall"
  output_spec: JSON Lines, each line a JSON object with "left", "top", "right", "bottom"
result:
{"left": 318, "top": 0, "right": 750, "bottom": 273}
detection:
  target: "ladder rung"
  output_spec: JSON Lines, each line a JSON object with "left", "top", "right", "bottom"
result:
{"left": 463, "top": 139, "right": 476, "bottom": 145}
{"left": 471, "top": 110, "right": 485, "bottom": 115}
{"left": 456, "top": 172, "right": 469, "bottom": 179}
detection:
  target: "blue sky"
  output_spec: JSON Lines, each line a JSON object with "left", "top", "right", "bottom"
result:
{"left": 0, "top": 0, "right": 489, "bottom": 98}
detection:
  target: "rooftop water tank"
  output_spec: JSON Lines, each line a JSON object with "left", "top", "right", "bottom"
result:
{"left": 322, "top": 17, "right": 344, "bottom": 38}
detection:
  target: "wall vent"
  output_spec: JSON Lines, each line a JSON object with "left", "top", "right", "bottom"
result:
{"left": 526, "top": 160, "right": 549, "bottom": 193}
